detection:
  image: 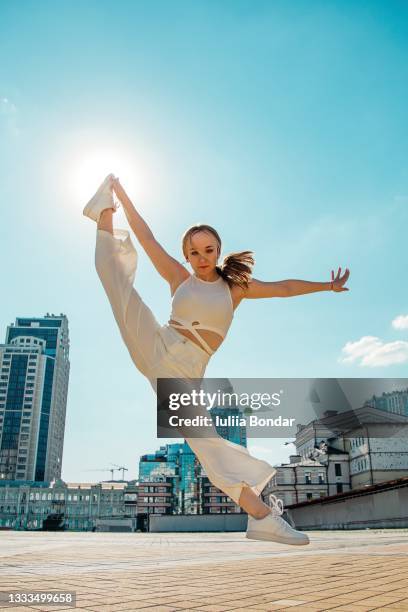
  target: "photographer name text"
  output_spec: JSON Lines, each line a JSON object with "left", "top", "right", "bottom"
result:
{"left": 168, "top": 414, "right": 295, "bottom": 427}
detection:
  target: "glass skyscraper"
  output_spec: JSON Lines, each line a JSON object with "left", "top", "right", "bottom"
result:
{"left": 139, "top": 444, "right": 181, "bottom": 482}
{"left": 0, "top": 314, "right": 70, "bottom": 481}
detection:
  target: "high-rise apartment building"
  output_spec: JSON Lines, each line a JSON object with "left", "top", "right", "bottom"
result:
{"left": 0, "top": 314, "right": 70, "bottom": 481}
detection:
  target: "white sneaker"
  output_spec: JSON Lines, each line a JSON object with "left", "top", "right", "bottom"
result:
{"left": 246, "top": 494, "right": 310, "bottom": 546}
{"left": 83, "top": 173, "right": 119, "bottom": 223}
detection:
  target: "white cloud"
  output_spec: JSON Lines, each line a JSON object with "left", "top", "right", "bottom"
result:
{"left": 339, "top": 335, "right": 408, "bottom": 367}
{"left": 392, "top": 315, "right": 408, "bottom": 330}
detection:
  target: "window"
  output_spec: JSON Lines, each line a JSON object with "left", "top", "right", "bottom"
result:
{"left": 334, "top": 463, "right": 342, "bottom": 476}
{"left": 305, "top": 472, "right": 312, "bottom": 484}
{"left": 336, "top": 483, "right": 343, "bottom": 494}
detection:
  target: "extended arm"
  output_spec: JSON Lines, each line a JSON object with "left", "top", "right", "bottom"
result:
{"left": 244, "top": 268, "right": 350, "bottom": 299}
{"left": 112, "top": 178, "right": 186, "bottom": 285}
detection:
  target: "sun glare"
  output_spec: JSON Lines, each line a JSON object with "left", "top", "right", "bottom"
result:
{"left": 74, "top": 148, "right": 138, "bottom": 204}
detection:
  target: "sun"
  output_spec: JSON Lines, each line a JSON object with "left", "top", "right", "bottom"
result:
{"left": 73, "top": 148, "right": 138, "bottom": 203}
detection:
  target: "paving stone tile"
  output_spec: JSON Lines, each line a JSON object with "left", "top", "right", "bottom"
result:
{"left": 188, "top": 605, "right": 238, "bottom": 612}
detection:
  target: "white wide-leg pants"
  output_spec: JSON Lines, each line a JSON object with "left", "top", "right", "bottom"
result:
{"left": 95, "top": 228, "right": 276, "bottom": 505}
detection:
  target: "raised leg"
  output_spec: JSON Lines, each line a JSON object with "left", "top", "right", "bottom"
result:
{"left": 95, "top": 227, "right": 162, "bottom": 378}
{"left": 97, "top": 208, "right": 113, "bottom": 234}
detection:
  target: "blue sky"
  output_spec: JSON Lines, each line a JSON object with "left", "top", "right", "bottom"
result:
{"left": 1, "top": 0, "right": 407, "bottom": 483}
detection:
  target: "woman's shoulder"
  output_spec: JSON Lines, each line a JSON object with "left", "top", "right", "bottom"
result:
{"left": 170, "top": 270, "right": 191, "bottom": 297}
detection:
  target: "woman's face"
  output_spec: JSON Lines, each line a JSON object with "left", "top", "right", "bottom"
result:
{"left": 185, "top": 231, "right": 220, "bottom": 275}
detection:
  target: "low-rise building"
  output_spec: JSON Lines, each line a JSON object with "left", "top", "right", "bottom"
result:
{"left": 0, "top": 478, "right": 138, "bottom": 531}
{"left": 263, "top": 404, "right": 408, "bottom": 509}
{"left": 136, "top": 478, "right": 174, "bottom": 516}
{"left": 262, "top": 449, "right": 350, "bottom": 507}
{"left": 199, "top": 475, "right": 243, "bottom": 514}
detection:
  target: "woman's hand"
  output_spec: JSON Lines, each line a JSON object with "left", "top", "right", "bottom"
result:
{"left": 111, "top": 177, "right": 128, "bottom": 204}
{"left": 331, "top": 267, "right": 350, "bottom": 292}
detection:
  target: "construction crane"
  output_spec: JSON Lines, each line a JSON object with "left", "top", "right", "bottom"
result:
{"left": 110, "top": 463, "right": 129, "bottom": 480}
{"left": 83, "top": 468, "right": 117, "bottom": 480}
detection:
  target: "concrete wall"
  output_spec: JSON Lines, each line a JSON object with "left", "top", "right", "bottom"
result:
{"left": 289, "top": 485, "right": 408, "bottom": 530}
{"left": 149, "top": 513, "right": 248, "bottom": 532}
{"left": 94, "top": 518, "right": 134, "bottom": 532}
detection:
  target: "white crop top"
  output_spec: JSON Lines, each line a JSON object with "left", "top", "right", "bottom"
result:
{"left": 169, "top": 273, "right": 234, "bottom": 355}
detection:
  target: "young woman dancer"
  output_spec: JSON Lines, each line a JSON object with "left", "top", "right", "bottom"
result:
{"left": 83, "top": 174, "right": 350, "bottom": 545}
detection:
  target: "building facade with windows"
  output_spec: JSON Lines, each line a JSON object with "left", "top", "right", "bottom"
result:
{"left": 0, "top": 479, "right": 138, "bottom": 531}
{"left": 364, "top": 388, "right": 408, "bottom": 417}
{"left": 262, "top": 451, "right": 350, "bottom": 508}
{"left": 263, "top": 405, "right": 408, "bottom": 507}
{"left": 136, "top": 479, "right": 174, "bottom": 518}
{"left": 198, "top": 475, "right": 245, "bottom": 514}
{"left": 0, "top": 314, "right": 70, "bottom": 482}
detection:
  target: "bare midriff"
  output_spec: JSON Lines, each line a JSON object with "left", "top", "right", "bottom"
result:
{"left": 168, "top": 319, "right": 223, "bottom": 356}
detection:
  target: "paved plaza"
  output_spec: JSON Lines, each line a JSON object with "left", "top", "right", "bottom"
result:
{"left": 0, "top": 529, "right": 408, "bottom": 611}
